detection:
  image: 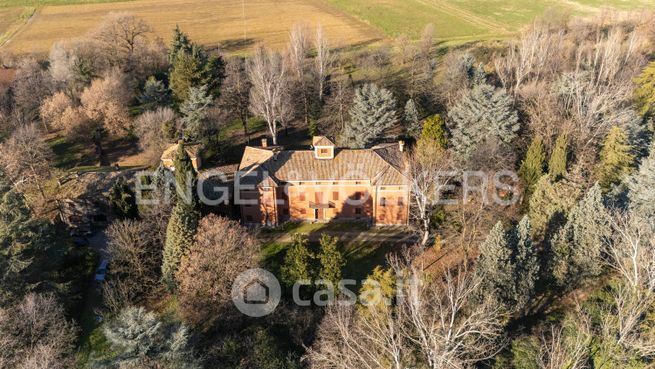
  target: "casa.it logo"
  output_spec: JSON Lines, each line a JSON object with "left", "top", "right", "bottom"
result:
{"left": 231, "top": 268, "right": 281, "bottom": 317}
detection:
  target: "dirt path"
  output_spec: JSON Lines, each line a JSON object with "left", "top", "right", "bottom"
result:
{"left": 0, "top": 6, "right": 38, "bottom": 49}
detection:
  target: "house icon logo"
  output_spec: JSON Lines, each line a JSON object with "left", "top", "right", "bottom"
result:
{"left": 231, "top": 268, "right": 281, "bottom": 317}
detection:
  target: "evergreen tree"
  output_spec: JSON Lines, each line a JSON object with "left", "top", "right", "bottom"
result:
{"left": 342, "top": 83, "right": 398, "bottom": 148}
{"left": 477, "top": 222, "right": 513, "bottom": 303}
{"left": 180, "top": 84, "right": 213, "bottom": 141}
{"left": 138, "top": 76, "right": 172, "bottom": 111}
{"left": 550, "top": 183, "right": 610, "bottom": 287}
{"left": 170, "top": 51, "right": 203, "bottom": 103}
{"left": 420, "top": 114, "right": 447, "bottom": 148}
{"left": 634, "top": 61, "right": 655, "bottom": 118}
{"left": 508, "top": 216, "right": 539, "bottom": 312}
{"left": 101, "top": 306, "right": 201, "bottom": 369}
{"left": 0, "top": 170, "right": 68, "bottom": 304}
{"left": 627, "top": 145, "right": 655, "bottom": 220}
{"left": 317, "top": 234, "right": 345, "bottom": 291}
{"left": 168, "top": 25, "right": 193, "bottom": 64}
{"left": 597, "top": 126, "right": 635, "bottom": 190}
{"left": 403, "top": 98, "right": 421, "bottom": 138}
{"left": 518, "top": 136, "right": 546, "bottom": 197}
{"left": 449, "top": 83, "right": 519, "bottom": 159}
{"left": 359, "top": 266, "right": 395, "bottom": 309}
{"left": 107, "top": 177, "right": 139, "bottom": 219}
{"left": 548, "top": 133, "right": 568, "bottom": 179}
{"left": 281, "top": 234, "right": 314, "bottom": 288}
{"left": 162, "top": 143, "right": 200, "bottom": 289}
{"left": 528, "top": 174, "right": 581, "bottom": 237}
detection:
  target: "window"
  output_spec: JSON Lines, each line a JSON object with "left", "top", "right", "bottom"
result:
{"left": 320, "top": 148, "right": 329, "bottom": 155}
{"left": 398, "top": 197, "right": 405, "bottom": 206}
{"left": 315, "top": 192, "right": 323, "bottom": 203}
{"left": 333, "top": 191, "right": 339, "bottom": 201}
{"left": 300, "top": 208, "right": 306, "bottom": 215}
{"left": 379, "top": 214, "right": 385, "bottom": 221}
{"left": 298, "top": 192, "right": 306, "bottom": 201}
{"left": 380, "top": 197, "right": 387, "bottom": 206}
{"left": 355, "top": 208, "right": 362, "bottom": 215}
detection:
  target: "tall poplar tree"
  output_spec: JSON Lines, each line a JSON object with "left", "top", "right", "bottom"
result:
{"left": 597, "top": 126, "right": 635, "bottom": 190}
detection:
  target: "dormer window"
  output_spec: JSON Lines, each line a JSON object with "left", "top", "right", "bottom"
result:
{"left": 312, "top": 136, "right": 335, "bottom": 160}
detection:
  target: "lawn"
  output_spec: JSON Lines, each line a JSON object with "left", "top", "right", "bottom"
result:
{"left": 2, "top": 0, "right": 381, "bottom": 55}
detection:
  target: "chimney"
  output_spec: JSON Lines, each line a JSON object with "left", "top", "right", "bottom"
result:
{"left": 398, "top": 140, "right": 405, "bottom": 152}
{"left": 261, "top": 138, "right": 268, "bottom": 148}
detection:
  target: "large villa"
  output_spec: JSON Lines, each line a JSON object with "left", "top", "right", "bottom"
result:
{"left": 235, "top": 136, "right": 410, "bottom": 226}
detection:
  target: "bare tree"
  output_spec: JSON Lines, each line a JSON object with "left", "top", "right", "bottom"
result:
{"left": 89, "top": 12, "right": 153, "bottom": 73}
{"left": 314, "top": 24, "right": 332, "bottom": 102}
{"left": 218, "top": 57, "right": 252, "bottom": 142}
{"left": 176, "top": 214, "right": 259, "bottom": 325}
{"left": 537, "top": 316, "right": 592, "bottom": 369}
{"left": 10, "top": 58, "right": 53, "bottom": 126}
{"left": 103, "top": 219, "right": 163, "bottom": 312}
{"left": 0, "top": 124, "right": 52, "bottom": 201}
{"left": 0, "top": 294, "right": 77, "bottom": 369}
{"left": 134, "top": 107, "right": 177, "bottom": 165}
{"left": 407, "top": 143, "right": 453, "bottom": 246}
{"left": 247, "top": 46, "right": 287, "bottom": 145}
{"left": 287, "top": 23, "right": 310, "bottom": 125}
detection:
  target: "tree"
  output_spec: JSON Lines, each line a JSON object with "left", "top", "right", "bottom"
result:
{"left": 281, "top": 234, "right": 314, "bottom": 288}
{"left": 419, "top": 113, "right": 447, "bottom": 148}
{"left": 10, "top": 58, "right": 53, "bottom": 126}
{"left": 627, "top": 145, "right": 655, "bottom": 220}
{"left": 550, "top": 183, "right": 610, "bottom": 287}
{"left": 138, "top": 76, "right": 171, "bottom": 110}
{"left": 103, "top": 219, "right": 162, "bottom": 311}
{"left": 90, "top": 12, "right": 157, "bottom": 74}
{"left": 597, "top": 126, "right": 635, "bottom": 190}
{"left": 403, "top": 98, "right": 421, "bottom": 138}
{"left": 248, "top": 46, "right": 288, "bottom": 145}
{"left": 180, "top": 84, "right": 213, "bottom": 141}
{"left": 314, "top": 24, "right": 332, "bottom": 102}
{"left": 168, "top": 25, "right": 192, "bottom": 64}
{"left": 528, "top": 175, "right": 581, "bottom": 237}
{"left": 0, "top": 123, "right": 52, "bottom": 201}
{"left": 218, "top": 57, "right": 252, "bottom": 141}
{"left": 449, "top": 83, "right": 519, "bottom": 160}
{"left": 176, "top": 214, "right": 259, "bottom": 325}
{"left": 99, "top": 307, "right": 201, "bottom": 369}
{"left": 317, "top": 234, "right": 344, "bottom": 290}
{"left": 519, "top": 136, "right": 546, "bottom": 197}
{"left": 107, "top": 177, "right": 138, "bottom": 219}
{"left": 168, "top": 29, "right": 225, "bottom": 102}
{"left": 477, "top": 222, "right": 513, "bottom": 303}
{"left": 287, "top": 23, "right": 310, "bottom": 125}
{"left": 162, "top": 143, "right": 200, "bottom": 289}
{"left": 39, "top": 91, "right": 73, "bottom": 130}
{"left": 548, "top": 132, "right": 568, "bottom": 179}
{"left": 342, "top": 83, "right": 398, "bottom": 148}
{"left": 134, "top": 107, "right": 177, "bottom": 165}
{"left": 634, "top": 61, "right": 655, "bottom": 118}
{"left": 0, "top": 294, "right": 77, "bottom": 369}
{"left": 0, "top": 170, "right": 70, "bottom": 305}
{"left": 509, "top": 216, "right": 539, "bottom": 312}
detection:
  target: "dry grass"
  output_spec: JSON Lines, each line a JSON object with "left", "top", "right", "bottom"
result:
{"left": 2, "top": 0, "right": 382, "bottom": 55}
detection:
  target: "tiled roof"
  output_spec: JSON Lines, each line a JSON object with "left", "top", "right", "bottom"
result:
{"left": 161, "top": 143, "right": 201, "bottom": 161}
{"left": 312, "top": 136, "right": 335, "bottom": 147}
{"left": 237, "top": 143, "right": 408, "bottom": 187}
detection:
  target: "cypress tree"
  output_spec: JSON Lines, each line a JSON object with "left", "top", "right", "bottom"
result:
{"left": 317, "top": 234, "right": 345, "bottom": 291}
{"left": 420, "top": 114, "right": 447, "bottom": 148}
{"left": 518, "top": 136, "right": 546, "bottom": 196}
{"left": 634, "top": 61, "right": 655, "bottom": 118}
{"left": 597, "top": 126, "right": 635, "bottom": 190}
{"left": 342, "top": 83, "right": 398, "bottom": 149}
{"left": 548, "top": 133, "right": 568, "bottom": 179}
{"left": 162, "top": 143, "right": 200, "bottom": 289}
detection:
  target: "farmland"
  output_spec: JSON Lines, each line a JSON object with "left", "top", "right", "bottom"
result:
{"left": 1, "top": 0, "right": 654, "bottom": 54}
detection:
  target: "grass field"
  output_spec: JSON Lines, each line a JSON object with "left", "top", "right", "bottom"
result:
{"left": 1, "top": 0, "right": 654, "bottom": 55}
{"left": 1, "top": 0, "right": 382, "bottom": 55}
